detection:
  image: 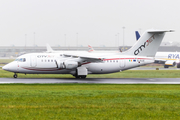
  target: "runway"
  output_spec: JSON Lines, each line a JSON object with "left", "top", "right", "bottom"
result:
{"left": 130, "top": 67, "right": 180, "bottom": 70}
{"left": 0, "top": 78, "right": 180, "bottom": 84}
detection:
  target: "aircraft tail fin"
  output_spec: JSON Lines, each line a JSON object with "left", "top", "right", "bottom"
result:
{"left": 122, "top": 29, "right": 174, "bottom": 57}
{"left": 46, "top": 43, "right": 54, "bottom": 53}
{"left": 135, "top": 31, "right": 141, "bottom": 40}
{"left": 88, "top": 45, "right": 94, "bottom": 52}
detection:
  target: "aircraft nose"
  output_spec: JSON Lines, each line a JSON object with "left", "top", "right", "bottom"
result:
{"left": 2, "top": 65, "right": 9, "bottom": 71}
{"left": 2, "top": 62, "right": 17, "bottom": 72}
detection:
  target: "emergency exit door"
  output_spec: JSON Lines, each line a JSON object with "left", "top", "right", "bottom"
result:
{"left": 30, "top": 56, "right": 37, "bottom": 67}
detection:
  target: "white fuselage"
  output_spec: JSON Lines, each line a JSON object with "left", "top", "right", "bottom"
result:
{"left": 155, "top": 52, "right": 180, "bottom": 60}
{"left": 3, "top": 52, "right": 154, "bottom": 75}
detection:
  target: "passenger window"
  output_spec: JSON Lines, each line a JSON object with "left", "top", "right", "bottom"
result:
{"left": 48, "top": 60, "right": 50, "bottom": 62}
{"left": 51, "top": 60, "right": 53, "bottom": 62}
{"left": 45, "top": 60, "right": 46, "bottom": 62}
{"left": 41, "top": 60, "right": 43, "bottom": 62}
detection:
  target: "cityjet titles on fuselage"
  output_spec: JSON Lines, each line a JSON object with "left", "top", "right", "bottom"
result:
{"left": 134, "top": 34, "right": 155, "bottom": 55}
{"left": 37, "top": 55, "right": 55, "bottom": 58}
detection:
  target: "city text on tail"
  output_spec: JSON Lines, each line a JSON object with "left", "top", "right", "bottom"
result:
{"left": 123, "top": 30, "right": 174, "bottom": 57}
{"left": 3, "top": 29, "right": 173, "bottom": 78}
{"left": 135, "top": 30, "right": 180, "bottom": 68}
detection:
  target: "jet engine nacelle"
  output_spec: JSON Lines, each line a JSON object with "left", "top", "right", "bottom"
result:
{"left": 64, "top": 61, "right": 78, "bottom": 69}
{"left": 55, "top": 60, "right": 65, "bottom": 69}
{"left": 55, "top": 60, "right": 78, "bottom": 69}
{"left": 165, "top": 61, "right": 176, "bottom": 66}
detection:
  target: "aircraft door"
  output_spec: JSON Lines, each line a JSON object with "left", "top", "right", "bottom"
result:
{"left": 17, "top": 61, "right": 19, "bottom": 72}
{"left": 30, "top": 55, "right": 37, "bottom": 67}
{"left": 120, "top": 59, "right": 125, "bottom": 68}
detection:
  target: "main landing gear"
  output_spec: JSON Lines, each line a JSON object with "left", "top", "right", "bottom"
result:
{"left": 74, "top": 67, "right": 87, "bottom": 79}
{"left": 164, "top": 65, "right": 169, "bottom": 68}
{"left": 177, "top": 63, "right": 180, "bottom": 68}
{"left": 13, "top": 73, "right": 17, "bottom": 78}
{"left": 74, "top": 75, "right": 87, "bottom": 79}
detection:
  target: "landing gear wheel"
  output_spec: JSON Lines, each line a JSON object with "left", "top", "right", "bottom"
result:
{"left": 164, "top": 65, "right": 169, "bottom": 68}
{"left": 74, "top": 68, "right": 87, "bottom": 79}
{"left": 74, "top": 75, "right": 80, "bottom": 79}
{"left": 177, "top": 64, "right": 180, "bottom": 68}
{"left": 13, "top": 73, "right": 17, "bottom": 78}
{"left": 74, "top": 75, "right": 86, "bottom": 79}
{"left": 81, "top": 75, "right": 86, "bottom": 79}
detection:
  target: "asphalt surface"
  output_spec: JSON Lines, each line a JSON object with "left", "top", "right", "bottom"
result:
{"left": 1, "top": 66, "right": 180, "bottom": 84}
{"left": 0, "top": 78, "right": 180, "bottom": 84}
{"left": 130, "top": 67, "right": 180, "bottom": 70}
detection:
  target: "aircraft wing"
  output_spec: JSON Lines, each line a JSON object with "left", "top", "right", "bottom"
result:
{"left": 155, "top": 58, "right": 177, "bottom": 66}
{"left": 63, "top": 53, "right": 104, "bottom": 63}
{"left": 155, "top": 58, "right": 166, "bottom": 62}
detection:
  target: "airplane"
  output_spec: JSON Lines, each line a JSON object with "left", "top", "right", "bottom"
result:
{"left": 135, "top": 31, "right": 141, "bottom": 40}
{"left": 87, "top": 45, "right": 121, "bottom": 53}
{"left": 46, "top": 43, "right": 90, "bottom": 54}
{"left": 2, "top": 29, "right": 173, "bottom": 78}
{"left": 135, "top": 31, "right": 180, "bottom": 68}
{"left": 155, "top": 52, "right": 180, "bottom": 68}
{"left": 46, "top": 44, "right": 119, "bottom": 57}
{"left": 46, "top": 43, "right": 119, "bottom": 54}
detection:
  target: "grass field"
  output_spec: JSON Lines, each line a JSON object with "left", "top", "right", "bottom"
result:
{"left": 0, "top": 84, "right": 179, "bottom": 119}
{"left": 0, "top": 59, "right": 14, "bottom": 63}
{"left": 0, "top": 59, "right": 14, "bottom": 66}
{"left": 1, "top": 69, "right": 180, "bottom": 78}
{"left": 1, "top": 59, "right": 180, "bottom": 119}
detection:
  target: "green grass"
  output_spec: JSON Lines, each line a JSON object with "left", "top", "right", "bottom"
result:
{"left": 0, "top": 84, "right": 179, "bottom": 119}
{"left": 0, "top": 59, "right": 14, "bottom": 63}
{"left": 1, "top": 69, "right": 180, "bottom": 78}
{"left": 0, "top": 59, "right": 14, "bottom": 66}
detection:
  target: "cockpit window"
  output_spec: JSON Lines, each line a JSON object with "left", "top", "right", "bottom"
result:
{"left": 14, "top": 58, "right": 26, "bottom": 62}
{"left": 19, "top": 58, "right": 23, "bottom": 62}
{"left": 14, "top": 58, "right": 19, "bottom": 61}
{"left": 23, "top": 58, "right": 26, "bottom": 62}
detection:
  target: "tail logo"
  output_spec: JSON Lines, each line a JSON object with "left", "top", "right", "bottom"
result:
{"left": 134, "top": 34, "right": 155, "bottom": 55}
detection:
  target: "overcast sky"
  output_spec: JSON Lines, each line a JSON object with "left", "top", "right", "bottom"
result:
{"left": 0, "top": 0, "right": 179, "bottom": 47}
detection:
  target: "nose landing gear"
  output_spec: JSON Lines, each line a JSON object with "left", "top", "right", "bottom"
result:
{"left": 13, "top": 73, "right": 17, "bottom": 78}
